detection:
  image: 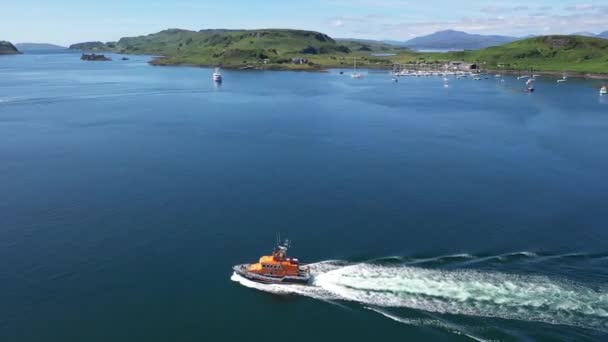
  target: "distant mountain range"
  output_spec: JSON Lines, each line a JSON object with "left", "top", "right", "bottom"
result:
{"left": 401, "top": 30, "right": 520, "bottom": 50}
{"left": 571, "top": 32, "right": 597, "bottom": 37}
{"left": 15, "top": 43, "right": 66, "bottom": 51}
{"left": 366, "top": 29, "right": 608, "bottom": 51}
{"left": 571, "top": 31, "right": 608, "bottom": 39}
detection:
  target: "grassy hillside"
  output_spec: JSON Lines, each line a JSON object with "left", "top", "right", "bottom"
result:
{"left": 69, "top": 29, "right": 408, "bottom": 69}
{"left": 69, "top": 41, "right": 107, "bottom": 51}
{"left": 336, "top": 38, "right": 405, "bottom": 52}
{"left": 0, "top": 41, "right": 20, "bottom": 55}
{"left": 68, "top": 31, "right": 608, "bottom": 75}
{"left": 442, "top": 35, "right": 608, "bottom": 73}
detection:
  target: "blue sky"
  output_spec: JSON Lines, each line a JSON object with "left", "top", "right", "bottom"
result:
{"left": 2, "top": 0, "right": 608, "bottom": 45}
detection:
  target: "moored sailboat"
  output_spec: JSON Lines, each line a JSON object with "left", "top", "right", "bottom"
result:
{"left": 213, "top": 67, "right": 222, "bottom": 82}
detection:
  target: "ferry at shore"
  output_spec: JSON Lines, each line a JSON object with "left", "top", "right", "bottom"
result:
{"left": 233, "top": 239, "right": 311, "bottom": 285}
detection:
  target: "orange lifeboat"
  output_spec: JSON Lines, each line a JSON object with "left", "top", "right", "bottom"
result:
{"left": 233, "top": 239, "right": 310, "bottom": 284}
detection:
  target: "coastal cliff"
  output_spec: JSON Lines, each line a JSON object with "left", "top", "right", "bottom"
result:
{"left": 0, "top": 41, "right": 20, "bottom": 55}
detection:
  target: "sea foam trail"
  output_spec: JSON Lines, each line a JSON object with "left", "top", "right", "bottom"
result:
{"left": 314, "top": 264, "right": 608, "bottom": 332}
{"left": 232, "top": 260, "right": 608, "bottom": 332}
{"left": 365, "top": 307, "right": 489, "bottom": 342}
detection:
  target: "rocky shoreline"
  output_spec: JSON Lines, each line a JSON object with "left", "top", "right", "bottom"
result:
{"left": 81, "top": 53, "right": 111, "bottom": 61}
{"left": 148, "top": 56, "right": 608, "bottom": 79}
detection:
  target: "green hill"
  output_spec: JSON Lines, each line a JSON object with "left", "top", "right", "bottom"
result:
{"left": 69, "top": 41, "right": 109, "bottom": 51}
{"left": 441, "top": 35, "right": 608, "bottom": 73}
{"left": 0, "top": 41, "right": 20, "bottom": 55}
{"left": 68, "top": 31, "right": 608, "bottom": 75}
{"left": 69, "top": 28, "right": 405, "bottom": 69}
{"left": 336, "top": 38, "right": 406, "bottom": 53}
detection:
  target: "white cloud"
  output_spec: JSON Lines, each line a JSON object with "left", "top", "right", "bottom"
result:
{"left": 565, "top": 3, "right": 594, "bottom": 10}
{"left": 332, "top": 20, "right": 345, "bottom": 27}
{"left": 480, "top": 5, "right": 529, "bottom": 14}
{"left": 325, "top": 10, "right": 608, "bottom": 39}
{"left": 564, "top": 3, "right": 608, "bottom": 12}
{"left": 328, "top": 0, "right": 410, "bottom": 9}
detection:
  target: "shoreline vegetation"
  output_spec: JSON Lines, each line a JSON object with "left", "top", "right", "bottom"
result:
{"left": 67, "top": 29, "right": 608, "bottom": 77}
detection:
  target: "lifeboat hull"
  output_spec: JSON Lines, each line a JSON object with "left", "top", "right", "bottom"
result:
{"left": 233, "top": 264, "right": 310, "bottom": 285}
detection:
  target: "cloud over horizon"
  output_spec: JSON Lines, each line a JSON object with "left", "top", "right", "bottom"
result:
{"left": 325, "top": 2, "right": 608, "bottom": 39}
{"left": 2, "top": 0, "right": 608, "bottom": 45}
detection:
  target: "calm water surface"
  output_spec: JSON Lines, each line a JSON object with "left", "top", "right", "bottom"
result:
{"left": 1, "top": 52, "right": 608, "bottom": 341}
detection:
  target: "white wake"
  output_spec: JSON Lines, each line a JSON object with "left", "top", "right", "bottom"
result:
{"left": 231, "top": 260, "right": 608, "bottom": 333}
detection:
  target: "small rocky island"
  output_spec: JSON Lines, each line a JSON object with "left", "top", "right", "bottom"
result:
{"left": 81, "top": 53, "right": 111, "bottom": 61}
{"left": 0, "top": 41, "right": 21, "bottom": 55}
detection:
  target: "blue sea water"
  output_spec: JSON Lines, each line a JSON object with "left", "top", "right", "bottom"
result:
{"left": 1, "top": 52, "right": 607, "bottom": 341}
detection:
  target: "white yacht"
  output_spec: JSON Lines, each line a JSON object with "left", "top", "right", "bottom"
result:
{"left": 213, "top": 67, "right": 222, "bottom": 82}
{"left": 601, "top": 86, "right": 607, "bottom": 95}
{"left": 351, "top": 58, "right": 362, "bottom": 79}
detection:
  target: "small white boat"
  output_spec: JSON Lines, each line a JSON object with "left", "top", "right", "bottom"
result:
{"left": 351, "top": 58, "right": 362, "bottom": 79}
{"left": 526, "top": 78, "right": 534, "bottom": 85}
{"left": 601, "top": 86, "right": 607, "bottom": 95}
{"left": 213, "top": 67, "right": 222, "bottom": 82}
